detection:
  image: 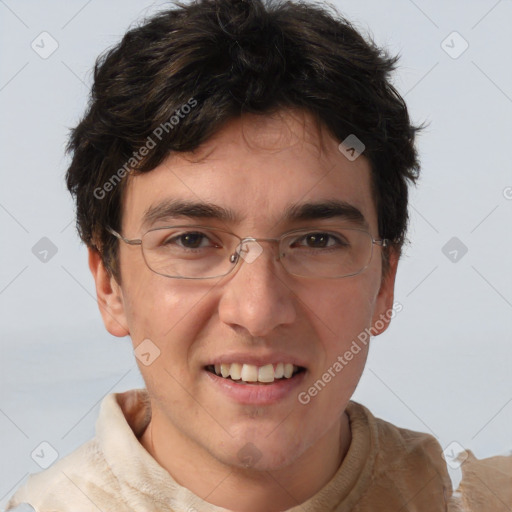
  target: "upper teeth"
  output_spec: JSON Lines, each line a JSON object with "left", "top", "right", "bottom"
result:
{"left": 212, "top": 363, "right": 299, "bottom": 383}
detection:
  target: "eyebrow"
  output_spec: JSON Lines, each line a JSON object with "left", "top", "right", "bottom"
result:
{"left": 283, "top": 200, "right": 368, "bottom": 227}
{"left": 141, "top": 198, "right": 368, "bottom": 230}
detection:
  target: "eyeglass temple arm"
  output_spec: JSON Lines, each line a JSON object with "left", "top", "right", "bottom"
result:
{"left": 106, "top": 226, "right": 142, "bottom": 245}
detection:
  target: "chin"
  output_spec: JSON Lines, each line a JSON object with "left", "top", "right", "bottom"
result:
{"left": 213, "top": 431, "right": 306, "bottom": 472}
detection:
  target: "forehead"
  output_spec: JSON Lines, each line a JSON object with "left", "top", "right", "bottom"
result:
{"left": 121, "top": 110, "right": 377, "bottom": 235}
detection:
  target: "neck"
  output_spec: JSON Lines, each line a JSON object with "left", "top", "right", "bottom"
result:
{"left": 140, "top": 408, "right": 351, "bottom": 512}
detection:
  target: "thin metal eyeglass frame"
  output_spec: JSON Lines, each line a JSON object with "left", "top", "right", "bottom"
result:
{"left": 105, "top": 225, "right": 389, "bottom": 280}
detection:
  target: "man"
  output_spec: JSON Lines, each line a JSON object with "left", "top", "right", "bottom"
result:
{"left": 7, "top": 0, "right": 511, "bottom": 511}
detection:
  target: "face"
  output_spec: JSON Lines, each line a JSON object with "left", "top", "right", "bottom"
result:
{"left": 91, "top": 110, "right": 397, "bottom": 472}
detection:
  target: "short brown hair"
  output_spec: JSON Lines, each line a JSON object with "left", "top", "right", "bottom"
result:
{"left": 66, "top": 0, "right": 420, "bottom": 282}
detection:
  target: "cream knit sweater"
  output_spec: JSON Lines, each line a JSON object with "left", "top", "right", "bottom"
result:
{"left": 7, "top": 389, "right": 511, "bottom": 511}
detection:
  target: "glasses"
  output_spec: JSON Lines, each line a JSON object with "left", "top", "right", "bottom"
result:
{"left": 106, "top": 224, "right": 389, "bottom": 280}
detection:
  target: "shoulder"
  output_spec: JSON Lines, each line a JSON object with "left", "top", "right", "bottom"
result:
{"left": 5, "top": 390, "right": 150, "bottom": 512}
{"left": 347, "top": 401, "right": 448, "bottom": 473}
{"left": 6, "top": 438, "right": 126, "bottom": 511}
{"left": 346, "top": 401, "right": 453, "bottom": 510}
{"left": 454, "top": 450, "right": 512, "bottom": 511}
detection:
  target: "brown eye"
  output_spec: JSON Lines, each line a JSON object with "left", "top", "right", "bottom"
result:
{"left": 292, "top": 232, "right": 348, "bottom": 249}
{"left": 176, "top": 232, "right": 208, "bottom": 249}
{"left": 304, "top": 233, "right": 329, "bottom": 248}
{"left": 159, "top": 231, "right": 216, "bottom": 250}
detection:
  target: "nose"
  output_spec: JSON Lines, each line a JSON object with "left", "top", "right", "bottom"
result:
{"left": 218, "top": 240, "right": 297, "bottom": 337}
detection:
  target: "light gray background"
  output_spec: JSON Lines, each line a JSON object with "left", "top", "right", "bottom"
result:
{"left": 1, "top": 0, "right": 511, "bottom": 506}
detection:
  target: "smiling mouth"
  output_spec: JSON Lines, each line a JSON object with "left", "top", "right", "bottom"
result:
{"left": 205, "top": 363, "right": 306, "bottom": 384}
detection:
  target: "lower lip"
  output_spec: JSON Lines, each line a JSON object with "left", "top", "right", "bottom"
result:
{"left": 204, "top": 369, "right": 307, "bottom": 405}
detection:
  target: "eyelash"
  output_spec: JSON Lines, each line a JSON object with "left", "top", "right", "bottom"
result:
{"left": 162, "top": 230, "right": 348, "bottom": 250}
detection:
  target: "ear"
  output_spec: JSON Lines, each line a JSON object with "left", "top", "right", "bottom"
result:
{"left": 88, "top": 247, "right": 130, "bottom": 337}
{"left": 370, "top": 248, "right": 400, "bottom": 336}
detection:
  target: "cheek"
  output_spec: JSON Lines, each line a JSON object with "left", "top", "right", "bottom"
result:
{"left": 121, "top": 271, "right": 217, "bottom": 347}
{"left": 121, "top": 279, "right": 218, "bottom": 399}
{"left": 296, "top": 281, "right": 376, "bottom": 423}
{"left": 300, "top": 274, "right": 379, "bottom": 345}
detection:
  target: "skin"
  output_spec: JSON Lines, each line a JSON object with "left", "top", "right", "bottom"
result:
{"left": 89, "top": 109, "right": 398, "bottom": 511}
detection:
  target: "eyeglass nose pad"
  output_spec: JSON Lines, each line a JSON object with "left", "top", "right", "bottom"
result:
{"left": 234, "top": 238, "right": 264, "bottom": 264}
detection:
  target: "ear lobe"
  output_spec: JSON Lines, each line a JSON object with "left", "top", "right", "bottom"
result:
{"left": 88, "top": 247, "right": 130, "bottom": 337}
{"left": 370, "top": 248, "right": 399, "bottom": 336}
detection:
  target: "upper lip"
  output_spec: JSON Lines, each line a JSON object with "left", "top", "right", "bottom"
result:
{"left": 204, "top": 352, "right": 308, "bottom": 369}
